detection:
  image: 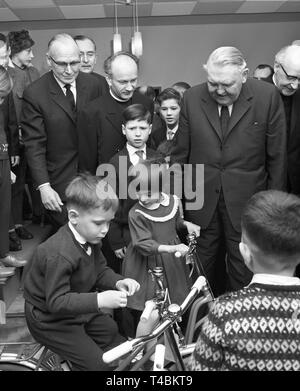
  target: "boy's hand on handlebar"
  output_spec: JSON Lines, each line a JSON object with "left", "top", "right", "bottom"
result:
{"left": 97, "top": 290, "right": 128, "bottom": 309}
{"left": 116, "top": 278, "right": 140, "bottom": 296}
{"left": 184, "top": 221, "right": 201, "bottom": 237}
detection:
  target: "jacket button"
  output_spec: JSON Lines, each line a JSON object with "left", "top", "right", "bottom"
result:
{"left": 216, "top": 189, "right": 220, "bottom": 194}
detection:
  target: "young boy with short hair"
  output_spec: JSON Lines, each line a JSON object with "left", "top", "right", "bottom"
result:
{"left": 189, "top": 190, "right": 300, "bottom": 371}
{"left": 107, "top": 103, "right": 162, "bottom": 263}
{"left": 24, "top": 173, "right": 140, "bottom": 371}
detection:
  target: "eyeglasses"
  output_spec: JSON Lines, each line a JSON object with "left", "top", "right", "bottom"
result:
{"left": 279, "top": 63, "right": 300, "bottom": 83}
{"left": 49, "top": 56, "right": 81, "bottom": 69}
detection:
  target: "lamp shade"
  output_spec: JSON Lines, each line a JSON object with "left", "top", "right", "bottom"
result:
{"left": 113, "top": 33, "right": 122, "bottom": 54}
{"left": 131, "top": 31, "right": 143, "bottom": 58}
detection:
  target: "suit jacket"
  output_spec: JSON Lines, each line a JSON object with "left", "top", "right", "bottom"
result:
{"left": 21, "top": 71, "right": 104, "bottom": 199}
{"left": 91, "top": 72, "right": 110, "bottom": 95}
{"left": 106, "top": 146, "right": 162, "bottom": 251}
{"left": 286, "top": 89, "right": 300, "bottom": 194}
{"left": 172, "top": 78, "right": 287, "bottom": 232}
{"left": 82, "top": 91, "right": 154, "bottom": 165}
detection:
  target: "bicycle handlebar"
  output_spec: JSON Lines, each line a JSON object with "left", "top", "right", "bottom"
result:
{"left": 102, "top": 275, "right": 208, "bottom": 364}
{"left": 140, "top": 300, "right": 157, "bottom": 322}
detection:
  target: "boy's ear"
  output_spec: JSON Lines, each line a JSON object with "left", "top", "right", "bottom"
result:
{"left": 239, "top": 241, "right": 252, "bottom": 269}
{"left": 122, "top": 124, "right": 126, "bottom": 135}
{"left": 68, "top": 208, "right": 79, "bottom": 224}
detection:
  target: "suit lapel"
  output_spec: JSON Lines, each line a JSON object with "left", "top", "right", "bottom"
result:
{"left": 75, "top": 73, "right": 88, "bottom": 113}
{"left": 201, "top": 87, "right": 222, "bottom": 140}
{"left": 225, "top": 83, "right": 252, "bottom": 139}
{"left": 48, "top": 72, "right": 76, "bottom": 124}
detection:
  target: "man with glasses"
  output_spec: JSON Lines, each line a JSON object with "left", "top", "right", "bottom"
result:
{"left": 172, "top": 46, "right": 286, "bottom": 295}
{"left": 273, "top": 45, "right": 300, "bottom": 195}
{"left": 21, "top": 33, "right": 105, "bottom": 230}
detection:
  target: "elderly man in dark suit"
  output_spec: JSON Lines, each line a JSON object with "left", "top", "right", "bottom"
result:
{"left": 272, "top": 45, "right": 300, "bottom": 195}
{"left": 21, "top": 33, "right": 106, "bottom": 229}
{"left": 172, "top": 46, "right": 287, "bottom": 294}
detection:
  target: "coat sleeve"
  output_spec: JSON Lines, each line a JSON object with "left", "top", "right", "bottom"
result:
{"left": 266, "top": 88, "right": 287, "bottom": 190}
{"left": 128, "top": 209, "right": 160, "bottom": 256}
{"left": 94, "top": 249, "right": 123, "bottom": 290}
{"left": 21, "top": 87, "right": 49, "bottom": 187}
{"left": 4, "top": 92, "right": 19, "bottom": 157}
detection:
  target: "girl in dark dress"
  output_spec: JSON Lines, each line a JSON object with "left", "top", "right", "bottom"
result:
{"left": 122, "top": 159, "right": 200, "bottom": 331}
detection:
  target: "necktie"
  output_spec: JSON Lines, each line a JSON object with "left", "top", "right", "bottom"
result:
{"left": 135, "top": 150, "right": 144, "bottom": 162}
{"left": 166, "top": 129, "right": 174, "bottom": 141}
{"left": 220, "top": 105, "right": 229, "bottom": 139}
{"left": 81, "top": 242, "right": 91, "bottom": 253}
{"left": 64, "top": 84, "right": 76, "bottom": 111}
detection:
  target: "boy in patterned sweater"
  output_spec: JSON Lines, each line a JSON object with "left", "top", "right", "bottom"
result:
{"left": 189, "top": 190, "right": 300, "bottom": 371}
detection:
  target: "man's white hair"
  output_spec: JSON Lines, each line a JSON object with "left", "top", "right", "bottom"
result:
{"left": 204, "top": 46, "right": 247, "bottom": 71}
{"left": 275, "top": 44, "right": 300, "bottom": 65}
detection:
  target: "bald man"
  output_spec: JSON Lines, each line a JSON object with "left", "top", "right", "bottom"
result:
{"left": 81, "top": 51, "right": 153, "bottom": 165}
{"left": 273, "top": 45, "right": 300, "bottom": 194}
{"left": 21, "top": 33, "right": 105, "bottom": 229}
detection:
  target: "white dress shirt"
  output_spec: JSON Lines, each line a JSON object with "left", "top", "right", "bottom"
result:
{"left": 126, "top": 143, "right": 147, "bottom": 165}
{"left": 68, "top": 222, "right": 91, "bottom": 255}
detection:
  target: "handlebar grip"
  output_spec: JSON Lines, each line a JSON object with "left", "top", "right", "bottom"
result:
{"left": 153, "top": 344, "right": 166, "bottom": 371}
{"left": 140, "top": 300, "right": 156, "bottom": 322}
{"left": 102, "top": 340, "right": 135, "bottom": 363}
{"left": 175, "top": 251, "right": 181, "bottom": 258}
{"left": 192, "top": 275, "right": 207, "bottom": 293}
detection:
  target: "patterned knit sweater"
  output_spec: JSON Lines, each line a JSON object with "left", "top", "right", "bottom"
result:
{"left": 189, "top": 283, "right": 300, "bottom": 371}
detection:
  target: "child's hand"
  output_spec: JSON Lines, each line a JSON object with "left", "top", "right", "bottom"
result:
{"left": 116, "top": 278, "right": 140, "bottom": 296}
{"left": 114, "top": 246, "right": 127, "bottom": 259}
{"left": 173, "top": 243, "right": 189, "bottom": 258}
{"left": 97, "top": 290, "right": 128, "bottom": 309}
{"left": 185, "top": 221, "right": 201, "bottom": 237}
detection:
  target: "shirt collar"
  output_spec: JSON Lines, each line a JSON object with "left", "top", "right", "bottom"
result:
{"left": 139, "top": 192, "right": 170, "bottom": 210}
{"left": 53, "top": 72, "right": 76, "bottom": 91}
{"left": 109, "top": 88, "right": 131, "bottom": 102}
{"left": 68, "top": 221, "right": 87, "bottom": 245}
{"left": 249, "top": 273, "right": 300, "bottom": 286}
{"left": 166, "top": 124, "right": 178, "bottom": 134}
{"left": 126, "top": 143, "right": 146, "bottom": 157}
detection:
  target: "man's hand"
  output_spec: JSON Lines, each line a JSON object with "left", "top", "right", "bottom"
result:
{"left": 114, "top": 247, "right": 127, "bottom": 259}
{"left": 11, "top": 156, "right": 20, "bottom": 167}
{"left": 39, "top": 184, "right": 63, "bottom": 212}
{"left": 97, "top": 290, "right": 128, "bottom": 309}
{"left": 10, "top": 171, "right": 16, "bottom": 184}
{"left": 116, "top": 278, "right": 140, "bottom": 297}
{"left": 184, "top": 221, "right": 201, "bottom": 237}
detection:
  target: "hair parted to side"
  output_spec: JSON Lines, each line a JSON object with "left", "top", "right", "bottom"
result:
{"left": 241, "top": 190, "right": 300, "bottom": 260}
{"left": 172, "top": 81, "right": 191, "bottom": 90}
{"left": 204, "top": 46, "right": 247, "bottom": 72}
{"left": 104, "top": 51, "right": 139, "bottom": 76}
{"left": 65, "top": 173, "right": 118, "bottom": 212}
{"left": 122, "top": 103, "right": 152, "bottom": 125}
{"left": 157, "top": 87, "right": 182, "bottom": 106}
{"left": 73, "top": 35, "right": 96, "bottom": 51}
{"left": 0, "top": 65, "right": 13, "bottom": 96}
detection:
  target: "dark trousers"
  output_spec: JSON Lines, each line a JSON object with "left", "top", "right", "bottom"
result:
{"left": 196, "top": 191, "right": 252, "bottom": 296}
{"left": 10, "top": 146, "right": 26, "bottom": 228}
{"left": 0, "top": 159, "right": 11, "bottom": 257}
{"left": 25, "top": 302, "right": 125, "bottom": 371}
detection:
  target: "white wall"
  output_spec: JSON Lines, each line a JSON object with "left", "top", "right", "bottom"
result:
{"left": 2, "top": 14, "right": 300, "bottom": 89}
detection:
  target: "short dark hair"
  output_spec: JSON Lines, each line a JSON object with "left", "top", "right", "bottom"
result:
{"left": 65, "top": 173, "right": 118, "bottom": 212}
{"left": 8, "top": 30, "right": 34, "bottom": 57}
{"left": 0, "top": 33, "right": 7, "bottom": 47}
{"left": 254, "top": 64, "right": 274, "bottom": 76}
{"left": 104, "top": 51, "right": 139, "bottom": 76}
{"left": 157, "top": 87, "right": 181, "bottom": 106}
{"left": 241, "top": 190, "right": 300, "bottom": 260}
{"left": 73, "top": 35, "right": 96, "bottom": 51}
{"left": 122, "top": 103, "right": 152, "bottom": 125}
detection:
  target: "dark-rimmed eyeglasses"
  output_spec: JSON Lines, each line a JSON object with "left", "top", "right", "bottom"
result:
{"left": 279, "top": 63, "right": 300, "bottom": 83}
{"left": 49, "top": 56, "right": 81, "bottom": 70}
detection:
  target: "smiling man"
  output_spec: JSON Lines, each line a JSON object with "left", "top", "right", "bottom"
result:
{"left": 273, "top": 45, "right": 300, "bottom": 195}
{"left": 172, "top": 46, "right": 287, "bottom": 295}
{"left": 21, "top": 33, "right": 105, "bottom": 230}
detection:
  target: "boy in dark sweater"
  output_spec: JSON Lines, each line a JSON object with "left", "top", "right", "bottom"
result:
{"left": 190, "top": 190, "right": 300, "bottom": 371}
{"left": 24, "top": 173, "right": 140, "bottom": 371}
